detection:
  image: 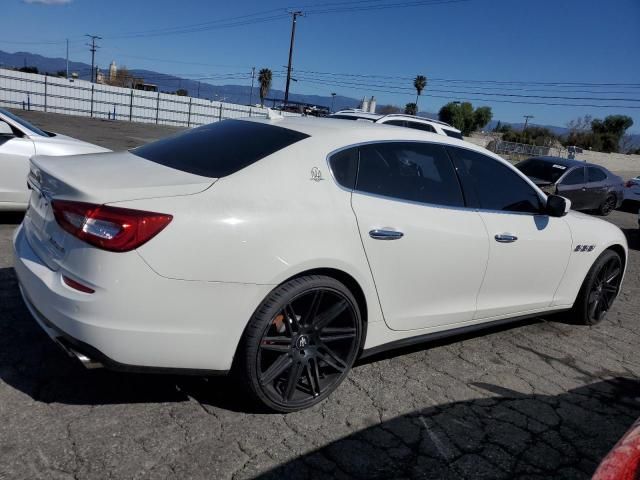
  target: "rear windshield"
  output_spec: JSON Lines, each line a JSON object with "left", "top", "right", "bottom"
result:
{"left": 443, "top": 129, "right": 463, "bottom": 139}
{"left": 516, "top": 158, "right": 568, "bottom": 183}
{"left": 132, "top": 120, "right": 309, "bottom": 178}
{"left": 328, "top": 115, "right": 375, "bottom": 122}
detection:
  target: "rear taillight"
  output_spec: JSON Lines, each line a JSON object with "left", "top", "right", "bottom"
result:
{"left": 52, "top": 200, "right": 172, "bottom": 252}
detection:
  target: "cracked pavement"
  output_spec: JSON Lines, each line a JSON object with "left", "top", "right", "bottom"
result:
{"left": 1, "top": 112, "right": 640, "bottom": 479}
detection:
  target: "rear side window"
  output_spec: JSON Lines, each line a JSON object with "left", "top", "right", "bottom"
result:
{"left": 132, "top": 120, "right": 309, "bottom": 178}
{"left": 329, "top": 148, "right": 358, "bottom": 189}
{"left": 444, "top": 129, "right": 463, "bottom": 139}
{"left": 561, "top": 168, "right": 585, "bottom": 185}
{"left": 356, "top": 142, "right": 464, "bottom": 207}
{"left": 587, "top": 167, "right": 607, "bottom": 183}
{"left": 448, "top": 147, "right": 543, "bottom": 214}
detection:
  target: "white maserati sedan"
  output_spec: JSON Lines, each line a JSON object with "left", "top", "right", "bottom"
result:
{"left": 0, "top": 108, "right": 109, "bottom": 211}
{"left": 13, "top": 117, "right": 627, "bottom": 412}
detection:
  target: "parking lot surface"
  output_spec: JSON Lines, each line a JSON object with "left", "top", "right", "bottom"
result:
{"left": 1, "top": 113, "right": 640, "bottom": 479}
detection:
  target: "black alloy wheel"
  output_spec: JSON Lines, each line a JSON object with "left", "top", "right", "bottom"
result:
{"left": 572, "top": 250, "right": 623, "bottom": 325}
{"left": 238, "top": 276, "right": 362, "bottom": 412}
{"left": 599, "top": 194, "right": 616, "bottom": 216}
{"left": 585, "top": 254, "right": 622, "bottom": 323}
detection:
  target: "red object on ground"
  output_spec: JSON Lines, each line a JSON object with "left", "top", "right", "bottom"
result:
{"left": 593, "top": 418, "right": 640, "bottom": 480}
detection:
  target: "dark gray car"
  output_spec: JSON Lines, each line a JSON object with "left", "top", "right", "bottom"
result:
{"left": 516, "top": 156, "right": 624, "bottom": 216}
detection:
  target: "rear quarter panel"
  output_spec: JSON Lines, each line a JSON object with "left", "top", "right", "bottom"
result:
{"left": 118, "top": 136, "right": 385, "bottom": 324}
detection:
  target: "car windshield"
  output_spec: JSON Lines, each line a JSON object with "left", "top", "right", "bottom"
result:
{"left": 131, "top": 119, "right": 310, "bottom": 178}
{"left": 0, "top": 108, "right": 50, "bottom": 137}
{"left": 516, "top": 158, "right": 568, "bottom": 183}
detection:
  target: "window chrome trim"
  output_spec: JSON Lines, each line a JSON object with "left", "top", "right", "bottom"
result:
{"left": 325, "top": 140, "right": 549, "bottom": 217}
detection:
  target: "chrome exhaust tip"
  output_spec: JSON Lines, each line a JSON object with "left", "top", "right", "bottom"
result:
{"left": 70, "top": 349, "right": 103, "bottom": 369}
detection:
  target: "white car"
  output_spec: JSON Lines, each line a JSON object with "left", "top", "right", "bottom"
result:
{"left": 14, "top": 117, "right": 627, "bottom": 412}
{"left": 0, "top": 108, "right": 110, "bottom": 211}
{"left": 329, "top": 109, "right": 464, "bottom": 139}
{"left": 624, "top": 176, "right": 640, "bottom": 203}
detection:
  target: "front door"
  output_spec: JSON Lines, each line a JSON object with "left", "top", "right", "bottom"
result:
{"left": 349, "top": 141, "right": 489, "bottom": 331}
{"left": 556, "top": 166, "right": 587, "bottom": 210}
{"left": 447, "top": 146, "right": 573, "bottom": 319}
{"left": 0, "top": 134, "right": 35, "bottom": 205}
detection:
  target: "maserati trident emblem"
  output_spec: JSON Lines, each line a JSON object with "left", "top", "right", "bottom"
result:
{"left": 296, "top": 335, "right": 309, "bottom": 349}
{"left": 310, "top": 167, "right": 324, "bottom": 182}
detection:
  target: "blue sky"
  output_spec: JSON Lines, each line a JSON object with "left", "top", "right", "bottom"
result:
{"left": 3, "top": 0, "right": 640, "bottom": 131}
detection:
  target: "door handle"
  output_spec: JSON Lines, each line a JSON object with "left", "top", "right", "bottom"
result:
{"left": 495, "top": 233, "right": 518, "bottom": 243}
{"left": 369, "top": 229, "right": 404, "bottom": 240}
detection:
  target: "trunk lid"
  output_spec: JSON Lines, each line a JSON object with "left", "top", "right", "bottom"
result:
{"left": 24, "top": 151, "right": 215, "bottom": 270}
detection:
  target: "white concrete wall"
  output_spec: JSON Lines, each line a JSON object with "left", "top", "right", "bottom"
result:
{"left": 0, "top": 68, "right": 297, "bottom": 127}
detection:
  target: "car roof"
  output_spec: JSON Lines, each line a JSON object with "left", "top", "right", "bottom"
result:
{"left": 331, "top": 110, "right": 459, "bottom": 131}
{"left": 527, "top": 156, "right": 598, "bottom": 169}
{"left": 240, "top": 116, "right": 481, "bottom": 154}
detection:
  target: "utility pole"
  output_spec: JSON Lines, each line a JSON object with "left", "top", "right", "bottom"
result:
{"left": 284, "top": 11, "right": 303, "bottom": 106}
{"left": 85, "top": 34, "right": 101, "bottom": 83}
{"left": 249, "top": 67, "right": 256, "bottom": 106}
{"left": 523, "top": 115, "right": 534, "bottom": 132}
{"left": 331, "top": 92, "right": 336, "bottom": 113}
{"left": 65, "top": 39, "right": 69, "bottom": 79}
{"left": 197, "top": 81, "right": 201, "bottom": 98}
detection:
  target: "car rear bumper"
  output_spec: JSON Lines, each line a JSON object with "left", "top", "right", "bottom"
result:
{"left": 13, "top": 224, "right": 273, "bottom": 372}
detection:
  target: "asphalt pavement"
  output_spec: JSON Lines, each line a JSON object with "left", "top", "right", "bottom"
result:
{"left": 1, "top": 112, "right": 639, "bottom": 479}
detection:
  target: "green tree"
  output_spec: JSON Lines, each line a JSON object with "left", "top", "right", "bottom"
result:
{"left": 565, "top": 114, "right": 634, "bottom": 153}
{"left": 176, "top": 89, "right": 188, "bottom": 96}
{"left": 413, "top": 75, "right": 427, "bottom": 110}
{"left": 473, "top": 106, "right": 493, "bottom": 131}
{"left": 404, "top": 102, "right": 417, "bottom": 115}
{"left": 258, "top": 68, "right": 272, "bottom": 107}
{"left": 438, "top": 102, "right": 493, "bottom": 136}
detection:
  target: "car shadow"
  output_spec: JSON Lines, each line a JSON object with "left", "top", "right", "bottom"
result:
{"left": 622, "top": 228, "right": 639, "bottom": 252}
{"left": 255, "top": 377, "right": 640, "bottom": 479}
{"left": 0, "top": 266, "right": 255, "bottom": 411}
{"left": 0, "top": 211, "right": 25, "bottom": 225}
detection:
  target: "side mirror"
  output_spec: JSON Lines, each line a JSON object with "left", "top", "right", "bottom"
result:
{"left": 0, "top": 121, "right": 14, "bottom": 136}
{"left": 546, "top": 194, "right": 571, "bottom": 217}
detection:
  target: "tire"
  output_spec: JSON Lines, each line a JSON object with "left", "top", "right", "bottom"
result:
{"left": 569, "top": 249, "right": 623, "bottom": 325}
{"left": 236, "top": 275, "right": 363, "bottom": 413}
{"left": 598, "top": 194, "right": 616, "bottom": 216}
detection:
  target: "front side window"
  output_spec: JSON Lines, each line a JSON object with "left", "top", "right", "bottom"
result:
{"left": 356, "top": 142, "right": 464, "bottom": 207}
{"left": 132, "top": 120, "right": 309, "bottom": 178}
{"left": 448, "top": 147, "right": 543, "bottom": 214}
{"left": 587, "top": 167, "right": 607, "bottom": 183}
{"left": 560, "top": 168, "right": 585, "bottom": 185}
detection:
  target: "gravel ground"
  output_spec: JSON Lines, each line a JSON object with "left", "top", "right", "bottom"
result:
{"left": 1, "top": 112, "right": 640, "bottom": 479}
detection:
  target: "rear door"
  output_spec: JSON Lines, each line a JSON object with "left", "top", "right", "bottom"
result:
{"left": 0, "top": 133, "right": 35, "bottom": 205}
{"left": 349, "top": 141, "right": 489, "bottom": 331}
{"left": 447, "top": 147, "right": 572, "bottom": 319}
{"left": 556, "top": 166, "right": 587, "bottom": 209}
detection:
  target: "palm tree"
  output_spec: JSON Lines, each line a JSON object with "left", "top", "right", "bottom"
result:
{"left": 258, "top": 68, "right": 272, "bottom": 107}
{"left": 413, "top": 75, "right": 427, "bottom": 111}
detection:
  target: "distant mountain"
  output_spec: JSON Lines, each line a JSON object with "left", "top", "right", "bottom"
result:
{"left": 2, "top": 49, "right": 639, "bottom": 148}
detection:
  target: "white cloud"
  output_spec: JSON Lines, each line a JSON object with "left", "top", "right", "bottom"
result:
{"left": 23, "top": 0, "right": 72, "bottom": 4}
